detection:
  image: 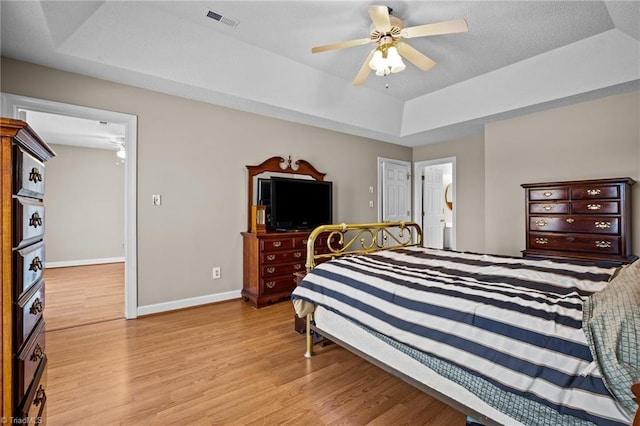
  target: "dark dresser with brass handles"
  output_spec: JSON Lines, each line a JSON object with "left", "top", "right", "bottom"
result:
{"left": 241, "top": 231, "right": 335, "bottom": 308}
{"left": 1, "top": 118, "right": 55, "bottom": 422}
{"left": 522, "top": 177, "right": 635, "bottom": 264}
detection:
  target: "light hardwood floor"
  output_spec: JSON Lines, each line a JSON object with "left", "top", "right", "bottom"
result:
{"left": 46, "top": 300, "right": 466, "bottom": 425}
{"left": 44, "top": 263, "right": 124, "bottom": 330}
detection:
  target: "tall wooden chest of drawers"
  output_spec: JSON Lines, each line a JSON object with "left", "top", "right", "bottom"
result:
{"left": 1, "top": 118, "right": 55, "bottom": 422}
{"left": 241, "top": 231, "right": 334, "bottom": 308}
{"left": 522, "top": 177, "right": 635, "bottom": 264}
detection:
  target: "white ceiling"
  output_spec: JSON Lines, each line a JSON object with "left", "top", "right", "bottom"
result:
{"left": 1, "top": 1, "right": 639, "bottom": 147}
{"left": 22, "top": 110, "right": 125, "bottom": 150}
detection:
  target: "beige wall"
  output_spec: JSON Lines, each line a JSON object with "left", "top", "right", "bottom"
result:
{"left": 44, "top": 144, "right": 125, "bottom": 263}
{"left": 413, "top": 133, "right": 486, "bottom": 253}
{"left": 3, "top": 57, "right": 638, "bottom": 308}
{"left": 485, "top": 91, "right": 640, "bottom": 256}
{"left": 1, "top": 58, "right": 411, "bottom": 307}
{"left": 413, "top": 91, "right": 640, "bottom": 258}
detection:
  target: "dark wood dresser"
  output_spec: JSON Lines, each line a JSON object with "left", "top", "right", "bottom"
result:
{"left": 241, "top": 231, "right": 334, "bottom": 308}
{"left": 1, "top": 118, "right": 55, "bottom": 422}
{"left": 522, "top": 177, "right": 635, "bottom": 264}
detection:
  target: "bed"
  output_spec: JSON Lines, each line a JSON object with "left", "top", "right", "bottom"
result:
{"left": 291, "top": 222, "right": 640, "bottom": 426}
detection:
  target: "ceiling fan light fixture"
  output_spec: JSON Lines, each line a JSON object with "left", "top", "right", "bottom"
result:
{"left": 387, "top": 46, "right": 406, "bottom": 73}
{"left": 116, "top": 145, "right": 126, "bottom": 159}
{"left": 369, "top": 44, "right": 405, "bottom": 77}
{"left": 368, "top": 49, "right": 384, "bottom": 70}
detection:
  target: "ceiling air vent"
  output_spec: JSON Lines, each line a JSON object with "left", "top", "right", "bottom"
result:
{"left": 206, "top": 10, "right": 239, "bottom": 28}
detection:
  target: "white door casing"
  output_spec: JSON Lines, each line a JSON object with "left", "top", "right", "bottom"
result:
{"left": 1, "top": 93, "right": 139, "bottom": 319}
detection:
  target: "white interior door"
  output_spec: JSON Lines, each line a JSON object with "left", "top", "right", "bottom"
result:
{"left": 422, "top": 167, "right": 445, "bottom": 249}
{"left": 380, "top": 159, "right": 411, "bottom": 222}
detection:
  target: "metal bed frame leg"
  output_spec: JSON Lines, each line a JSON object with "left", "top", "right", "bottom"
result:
{"left": 304, "top": 312, "right": 313, "bottom": 358}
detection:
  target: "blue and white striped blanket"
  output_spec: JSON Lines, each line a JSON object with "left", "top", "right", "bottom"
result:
{"left": 291, "top": 247, "right": 631, "bottom": 426}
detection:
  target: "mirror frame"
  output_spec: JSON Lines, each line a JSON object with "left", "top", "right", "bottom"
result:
{"left": 246, "top": 156, "right": 326, "bottom": 232}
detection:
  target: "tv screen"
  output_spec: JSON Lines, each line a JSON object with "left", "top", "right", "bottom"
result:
{"left": 270, "top": 177, "right": 333, "bottom": 231}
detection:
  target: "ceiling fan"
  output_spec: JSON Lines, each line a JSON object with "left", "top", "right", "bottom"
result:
{"left": 311, "top": 5, "right": 468, "bottom": 85}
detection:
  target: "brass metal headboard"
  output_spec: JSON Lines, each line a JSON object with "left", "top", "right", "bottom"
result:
{"left": 305, "top": 221, "right": 423, "bottom": 271}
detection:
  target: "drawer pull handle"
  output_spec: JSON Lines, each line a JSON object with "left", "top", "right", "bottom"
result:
{"left": 294, "top": 252, "right": 302, "bottom": 258}
{"left": 535, "top": 220, "right": 547, "bottom": 227}
{"left": 29, "top": 256, "right": 43, "bottom": 272}
{"left": 566, "top": 236, "right": 575, "bottom": 242}
{"left": 595, "top": 240, "right": 612, "bottom": 248}
{"left": 29, "top": 212, "right": 43, "bottom": 228}
{"left": 294, "top": 264, "right": 302, "bottom": 270}
{"left": 302, "top": 240, "right": 308, "bottom": 246}
{"left": 33, "top": 386, "right": 46, "bottom": 407}
{"left": 29, "top": 298, "right": 43, "bottom": 315}
{"left": 535, "top": 238, "right": 548, "bottom": 245}
{"left": 29, "top": 167, "right": 43, "bottom": 183}
{"left": 543, "top": 191, "right": 553, "bottom": 197}
{"left": 30, "top": 344, "right": 45, "bottom": 362}
{"left": 266, "top": 255, "right": 276, "bottom": 261}
{"left": 587, "top": 203, "right": 602, "bottom": 210}
{"left": 594, "top": 221, "right": 611, "bottom": 229}
{"left": 543, "top": 205, "right": 554, "bottom": 211}
{"left": 587, "top": 189, "right": 601, "bottom": 196}
{"left": 272, "top": 241, "right": 282, "bottom": 248}
{"left": 566, "top": 218, "right": 575, "bottom": 223}
{"left": 266, "top": 267, "right": 275, "bottom": 274}
{"left": 265, "top": 281, "right": 276, "bottom": 289}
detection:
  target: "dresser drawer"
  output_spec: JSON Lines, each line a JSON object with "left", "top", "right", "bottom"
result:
{"left": 529, "top": 216, "right": 619, "bottom": 234}
{"left": 528, "top": 188, "right": 568, "bottom": 201}
{"left": 571, "top": 185, "right": 619, "bottom": 200}
{"left": 261, "top": 275, "right": 297, "bottom": 294}
{"left": 15, "top": 241, "right": 45, "bottom": 297}
{"left": 17, "top": 355, "right": 47, "bottom": 421}
{"left": 529, "top": 233, "right": 620, "bottom": 255}
{"left": 16, "top": 280, "right": 45, "bottom": 349}
{"left": 261, "top": 262, "right": 305, "bottom": 277}
{"left": 571, "top": 201, "right": 619, "bottom": 214}
{"left": 262, "top": 249, "right": 304, "bottom": 264}
{"left": 15, "top": 319, "right": 45, "bottom": 406}
{"left": 529, "top": 202, "right": 569, "bottom": 214}
{"left": 14, "top": 145, "right": 46, "bottom": 199}
{"left": 261, "top": 238, "right": 294, "bottom": 252}
{"left": 13, "top": 197, "right": 45, "bottom": 249}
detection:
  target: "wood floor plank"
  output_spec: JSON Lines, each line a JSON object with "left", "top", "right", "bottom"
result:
{"left": 44, "top": 263, "right": 124, "bottom": 330}
{"left": 46, "top": 300, "right": 465, "bottom": 425}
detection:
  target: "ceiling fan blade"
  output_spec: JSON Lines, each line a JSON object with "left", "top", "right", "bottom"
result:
{"left": 368, "top": 6, "right": 391, "bottom": 33}
{"left": 353, "top": 49, "right": 375, "bottom": 86}
{"left": 401, "top": 19, "right": 469, "bottom": 39}
{"left": 396, "top": 42, "right": 436, "bottom": 72}
{"left": 311, "top": 38, "right": 372, "bottom": 54}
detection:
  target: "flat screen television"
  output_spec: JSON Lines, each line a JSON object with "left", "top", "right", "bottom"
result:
{"left": 269, "top": 177, "right": 333, "bottom": 231}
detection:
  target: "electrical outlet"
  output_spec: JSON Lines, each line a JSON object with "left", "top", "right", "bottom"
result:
{"left": 212, "top": 267, "right": 221, "bottom": 280}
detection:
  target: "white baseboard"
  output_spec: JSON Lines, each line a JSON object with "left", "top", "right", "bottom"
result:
{"left": 46, "top": 257, "right": 125, "bottom": 268}
{"left": 137, "top": 290, "right": 242, "bottom": 316}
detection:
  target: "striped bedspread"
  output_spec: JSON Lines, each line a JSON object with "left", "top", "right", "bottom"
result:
{"left": 291, "top": 247, "right": 631, "bottom": 426}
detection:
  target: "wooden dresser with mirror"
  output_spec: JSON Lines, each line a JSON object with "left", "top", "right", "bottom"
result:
{"left": 241, "top": 156, "right": 334, "bottom": 308}
{"left": 1, "top": 118, "right": 55, "bottom": 423}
